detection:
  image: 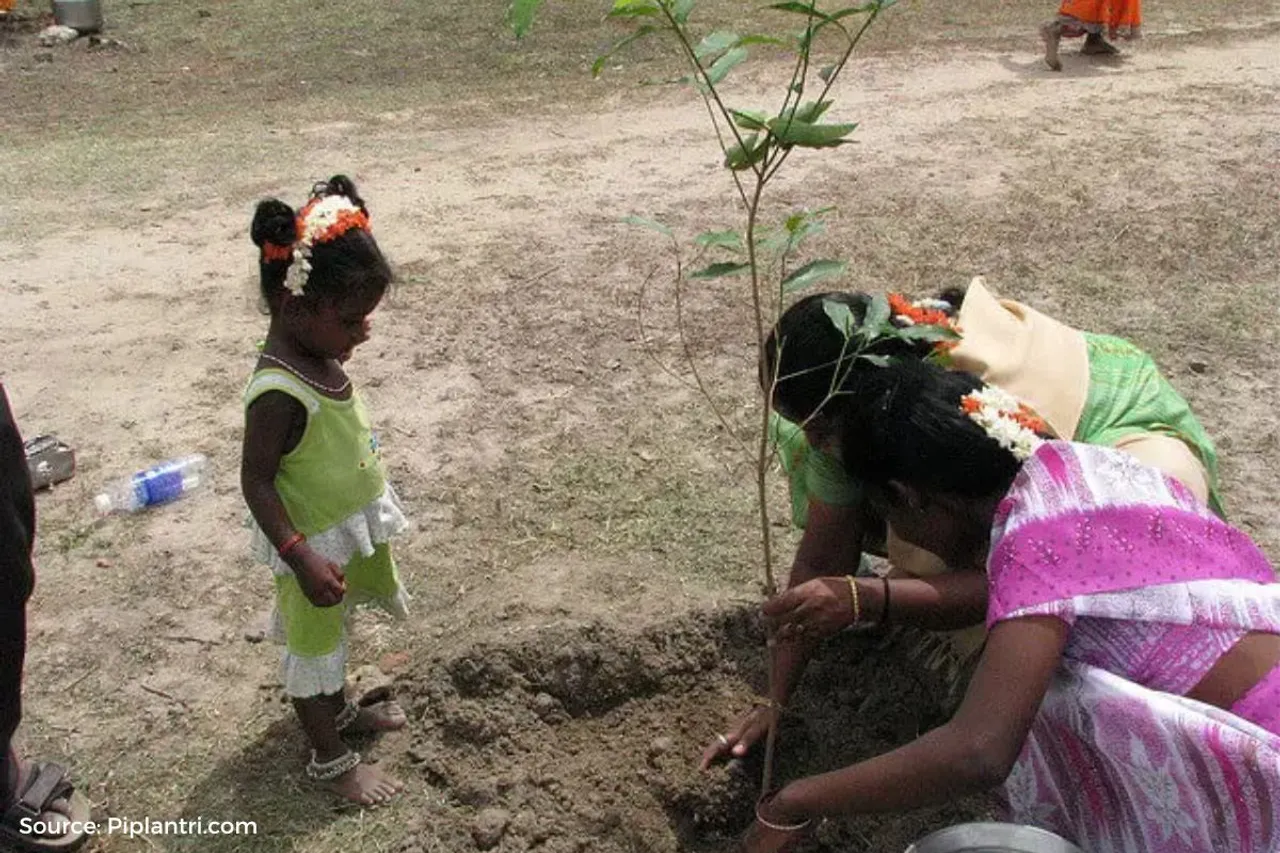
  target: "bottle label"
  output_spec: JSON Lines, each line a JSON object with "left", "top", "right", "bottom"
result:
{"left": 133, "top": 467, "right": 185, "bottom": 506}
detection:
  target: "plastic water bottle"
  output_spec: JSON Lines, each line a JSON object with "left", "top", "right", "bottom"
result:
{"left": 94, "top": 454, "right": 208, "bottom": 515}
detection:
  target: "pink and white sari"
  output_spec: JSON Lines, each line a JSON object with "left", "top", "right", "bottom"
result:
{"left": 986, "top": 441, "right": 1280, "bottom": 852}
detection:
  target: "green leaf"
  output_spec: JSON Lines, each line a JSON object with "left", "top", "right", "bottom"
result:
{"left": 737, "top": 33, "right": 791, "bottom": 49}
{"left": 782, "top": 208, "right": 832, "bottom": 250}
{"left": 694, "top": 30, "right": 739, "bottom": 61}
{"left": 830, "top": 3, "right": 877, "bottom": 18}
{"left": 608, "top": 0, "right": 663, "bottom": 18}
{"left": 859, "top": 354, "right": 892, "bottom": 367}
{"left": 817, "top": 64, "right": 836, "bottom": 82}
{"left": 705, "top": 46, "right": 749, "bottom": 85}
{"left": 823, "top": 299, "right": 856, "bottom": 337}
{"left": 724, "top": 133, "right": 766, "bottom": 170}
{"left": 861, "top": 292, "right": 891, "bottom": 335}
{"left": 812, "top": 3, "right": 875, "bottom": 34}
{"left": 689, "top": 261, "right": 750, "bottom": 279}
{"left": 782, "top": 259, "right": 846, "bottom": 294}
{"left": 592, "top": 25, "right": 658, "bottom": 77}
{"left": 768, "top": 117, "right": 857, "bottom": 148}
{"left": 730, "top": 108, "right": 769, "bottom": 131}
{"left": 507, "top": 0, "right": 546, "bottom": 38}
{"left": 622, "top": 215, "right": 674, "bottom": 236}
{"left": 695, "top": 229, "right": 745, "bottom": 252}
{"left": 770, "top": 101, "right": 834, "bottom": 136}
{"left": 754, "top": 225, "right": 787, "bottom": 252}
{"left": 767, "top": 1, "right": 837, "bottom": 23}
{"left": 672, "top": 0, "right": 696, "bottom": 23}
{"left": 793, "top": 99, "right": 833, "bottom": 123}
{"left": 784, "top": 206, "right": 835, "bottom": 232}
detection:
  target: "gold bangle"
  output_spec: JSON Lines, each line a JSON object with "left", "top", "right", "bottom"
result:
{"left": 845, "top": 575, "right": 861, "bottom": 625}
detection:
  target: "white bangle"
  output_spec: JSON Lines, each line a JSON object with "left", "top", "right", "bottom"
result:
{"left": 754, "top": 800, "right": 811, "bottom": 833}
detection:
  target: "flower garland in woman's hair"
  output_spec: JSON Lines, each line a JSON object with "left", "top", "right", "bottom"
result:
{"left": 960, "top": 385, "right": 1048, "bottom": 461}
{"left": 887, "top": 293, "right": 961, "bottom": 354}
{"left": 262, "top": 194, "right": 371, "bottom": 296}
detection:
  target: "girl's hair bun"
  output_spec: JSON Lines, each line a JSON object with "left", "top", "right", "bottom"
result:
{"left": 250, "top": 199, "right": 298, "bottom": 249}
{"left": 936, "top": 285, "right": 967, "bottom": 312}
{"left": 317, "top": 174, "right": 368, "bottom": 216}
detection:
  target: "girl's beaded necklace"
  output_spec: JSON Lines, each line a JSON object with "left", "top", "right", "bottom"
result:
{"left": 258, "top": 352, "right": 352, "bottom": 395}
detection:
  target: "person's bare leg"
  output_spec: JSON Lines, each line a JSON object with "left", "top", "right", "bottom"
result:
{"left": 294, "top": 693, "right": 404, "bottom": 805}
{"left": 1040, "top": 20, "right": 1063, "bottom": 71}
{"left": 345, "top": 699, "right": 408, "bottom": 734}
{"left": 1081, "top": 31, "right": 1119, "bottom": 54}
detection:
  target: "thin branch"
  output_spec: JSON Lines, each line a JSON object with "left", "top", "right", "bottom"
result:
{"left": 763, "top": 7, "right": 881, "bottom": 185}
{"left": 770, "top": 5, "right": 814, "bottom": 158}
{"left": 672, "top": 241, "right": 755, "bottom": 465}
{"left": 638, "top": 257, "right": 748, "bottom": 479}
{"left": 695, "top": 87, "right": 753, "bottom": 211}
{"left": 660, "top": 4, "right": 762, "bottom": 183}
{"left": 140, "top": 682, "right": 190, "bottom": 710}
{"left": 637, "top": 265, "right": 694, "bottom": 386}
{"left": 813, "top": 5, "right": 881, "bottom": 103}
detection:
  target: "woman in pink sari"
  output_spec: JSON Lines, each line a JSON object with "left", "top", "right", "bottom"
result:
{"left": 717, "top": 359, "right": 1280, "bottom": 853}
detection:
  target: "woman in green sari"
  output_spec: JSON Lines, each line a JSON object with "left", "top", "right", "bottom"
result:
{"left": 707, "top": 276, "right": 1222, "bottom": 766}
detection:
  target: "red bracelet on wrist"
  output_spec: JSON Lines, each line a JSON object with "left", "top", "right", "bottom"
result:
{"left": 277, "top": 532, "right": 306, "bottom": 559}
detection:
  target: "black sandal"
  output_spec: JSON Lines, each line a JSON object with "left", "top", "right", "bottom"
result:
{"left": 0, "top": 762, "right": 91, "bottom": 852}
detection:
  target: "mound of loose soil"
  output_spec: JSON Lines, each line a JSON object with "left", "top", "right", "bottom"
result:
{"left": 390, "top": 605, "right": 991, "bottom": 853}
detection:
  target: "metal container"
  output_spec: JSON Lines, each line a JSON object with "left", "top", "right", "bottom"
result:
{"left": 52, "top": 0, "right": 103, "bottom": 32}
{"left": 905, "top": 823, "right": 1085, "bottom": 853}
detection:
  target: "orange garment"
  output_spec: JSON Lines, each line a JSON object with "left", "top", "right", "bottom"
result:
{"left": 1058, "top": 0, "right": 1141, "bottom": 38}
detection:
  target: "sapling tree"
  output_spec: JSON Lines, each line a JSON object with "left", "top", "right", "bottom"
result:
{"left": 510, "top": 0, "right": 955, "bottom": 798}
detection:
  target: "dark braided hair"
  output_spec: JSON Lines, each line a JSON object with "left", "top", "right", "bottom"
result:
{"left": 762, "top": 291, "right": 935, "bottom": 424}
{"left": 249, "top": 174, "right": 391, "bottom": 309}
{"left": 837, "top": 358, "right": 1023, "bottom": 502}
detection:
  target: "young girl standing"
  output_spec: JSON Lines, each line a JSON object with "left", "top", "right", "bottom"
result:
{"left": 242, "top": 176, "right": 409, "bottom": 806}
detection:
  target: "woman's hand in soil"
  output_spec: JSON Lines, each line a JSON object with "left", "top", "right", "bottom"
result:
{"left": 699, "top": 704, "right": 778, "bottom": 770}
{"left": 289, "top": 545, "right": 347, "bottom": 607}
{"left": 763, "top": 576, "right": 854, "bottom": 642}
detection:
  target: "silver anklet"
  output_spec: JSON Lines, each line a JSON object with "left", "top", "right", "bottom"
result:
{"left": 334, "top": 701, "right": 359, "bottom": 732}
{"left": 306, "top": 749, "right": 361, "bottom": 781}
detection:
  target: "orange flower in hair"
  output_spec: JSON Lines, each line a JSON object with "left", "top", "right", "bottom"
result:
{"left": 888, "top": 292, "right": 961, "bottom": 354}
{"left": 281, "top": 195, "right": 372, "bottom": 295}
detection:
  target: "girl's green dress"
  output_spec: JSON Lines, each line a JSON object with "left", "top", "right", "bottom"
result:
{"left": 245, "top": 367, "right": 409, "bottom": 698}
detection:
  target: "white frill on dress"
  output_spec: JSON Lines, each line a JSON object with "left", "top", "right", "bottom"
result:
{"left": 248, "top": 484, "right": 410, "bottom": 697}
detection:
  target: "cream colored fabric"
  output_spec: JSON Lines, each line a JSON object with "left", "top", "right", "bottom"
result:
{"left": 887, "top": 525, "right": 947, "bottom": 577}
{"left": 885, "top": 277, "right": 1092, "bottom": 582}
{"left": 886, "top": 279, "right": 1208, "bottom": 660}
{"left": 1112, "top": 431, "right": 1212, "bottom": 505}
{"left": 948, "top": 277, "right": 1091, "bottom": 442}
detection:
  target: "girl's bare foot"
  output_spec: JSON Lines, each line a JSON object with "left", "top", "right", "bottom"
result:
{"left": 1081, "top": 32, "right": 1119, "bottom": 54}
{"left": 347, "top": 700, "right": 408, "bottom": 734}
{"left": 1040, "top": 21, "right": 1063, "bottom": 71}
{"left": 307, "top": 750, "right": 404, "bottom": 806}
{"left": 328, "top": 762, "right": 404, "bottom": 807}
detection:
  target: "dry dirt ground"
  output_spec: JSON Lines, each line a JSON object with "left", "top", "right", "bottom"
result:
{"left": 2, "top": 0, "right": 1279, "bottom": 850}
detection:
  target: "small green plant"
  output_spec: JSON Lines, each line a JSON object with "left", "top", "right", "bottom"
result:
{"left": 510, "top": 0, "right": 955, "bottom": 796}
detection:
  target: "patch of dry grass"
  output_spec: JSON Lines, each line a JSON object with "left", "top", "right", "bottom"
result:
{"left": 3, "top": 0, "right": 1279, "bottom": 225}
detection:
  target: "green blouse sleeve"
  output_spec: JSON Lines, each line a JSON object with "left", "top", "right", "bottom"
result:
{"left": 803, "top": 446, "right": 863, "bottom": 507}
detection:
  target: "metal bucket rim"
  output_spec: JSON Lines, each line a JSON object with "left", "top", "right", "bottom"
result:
{"left": 905, "top": 822, "right": 1085, "bottom": 853}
